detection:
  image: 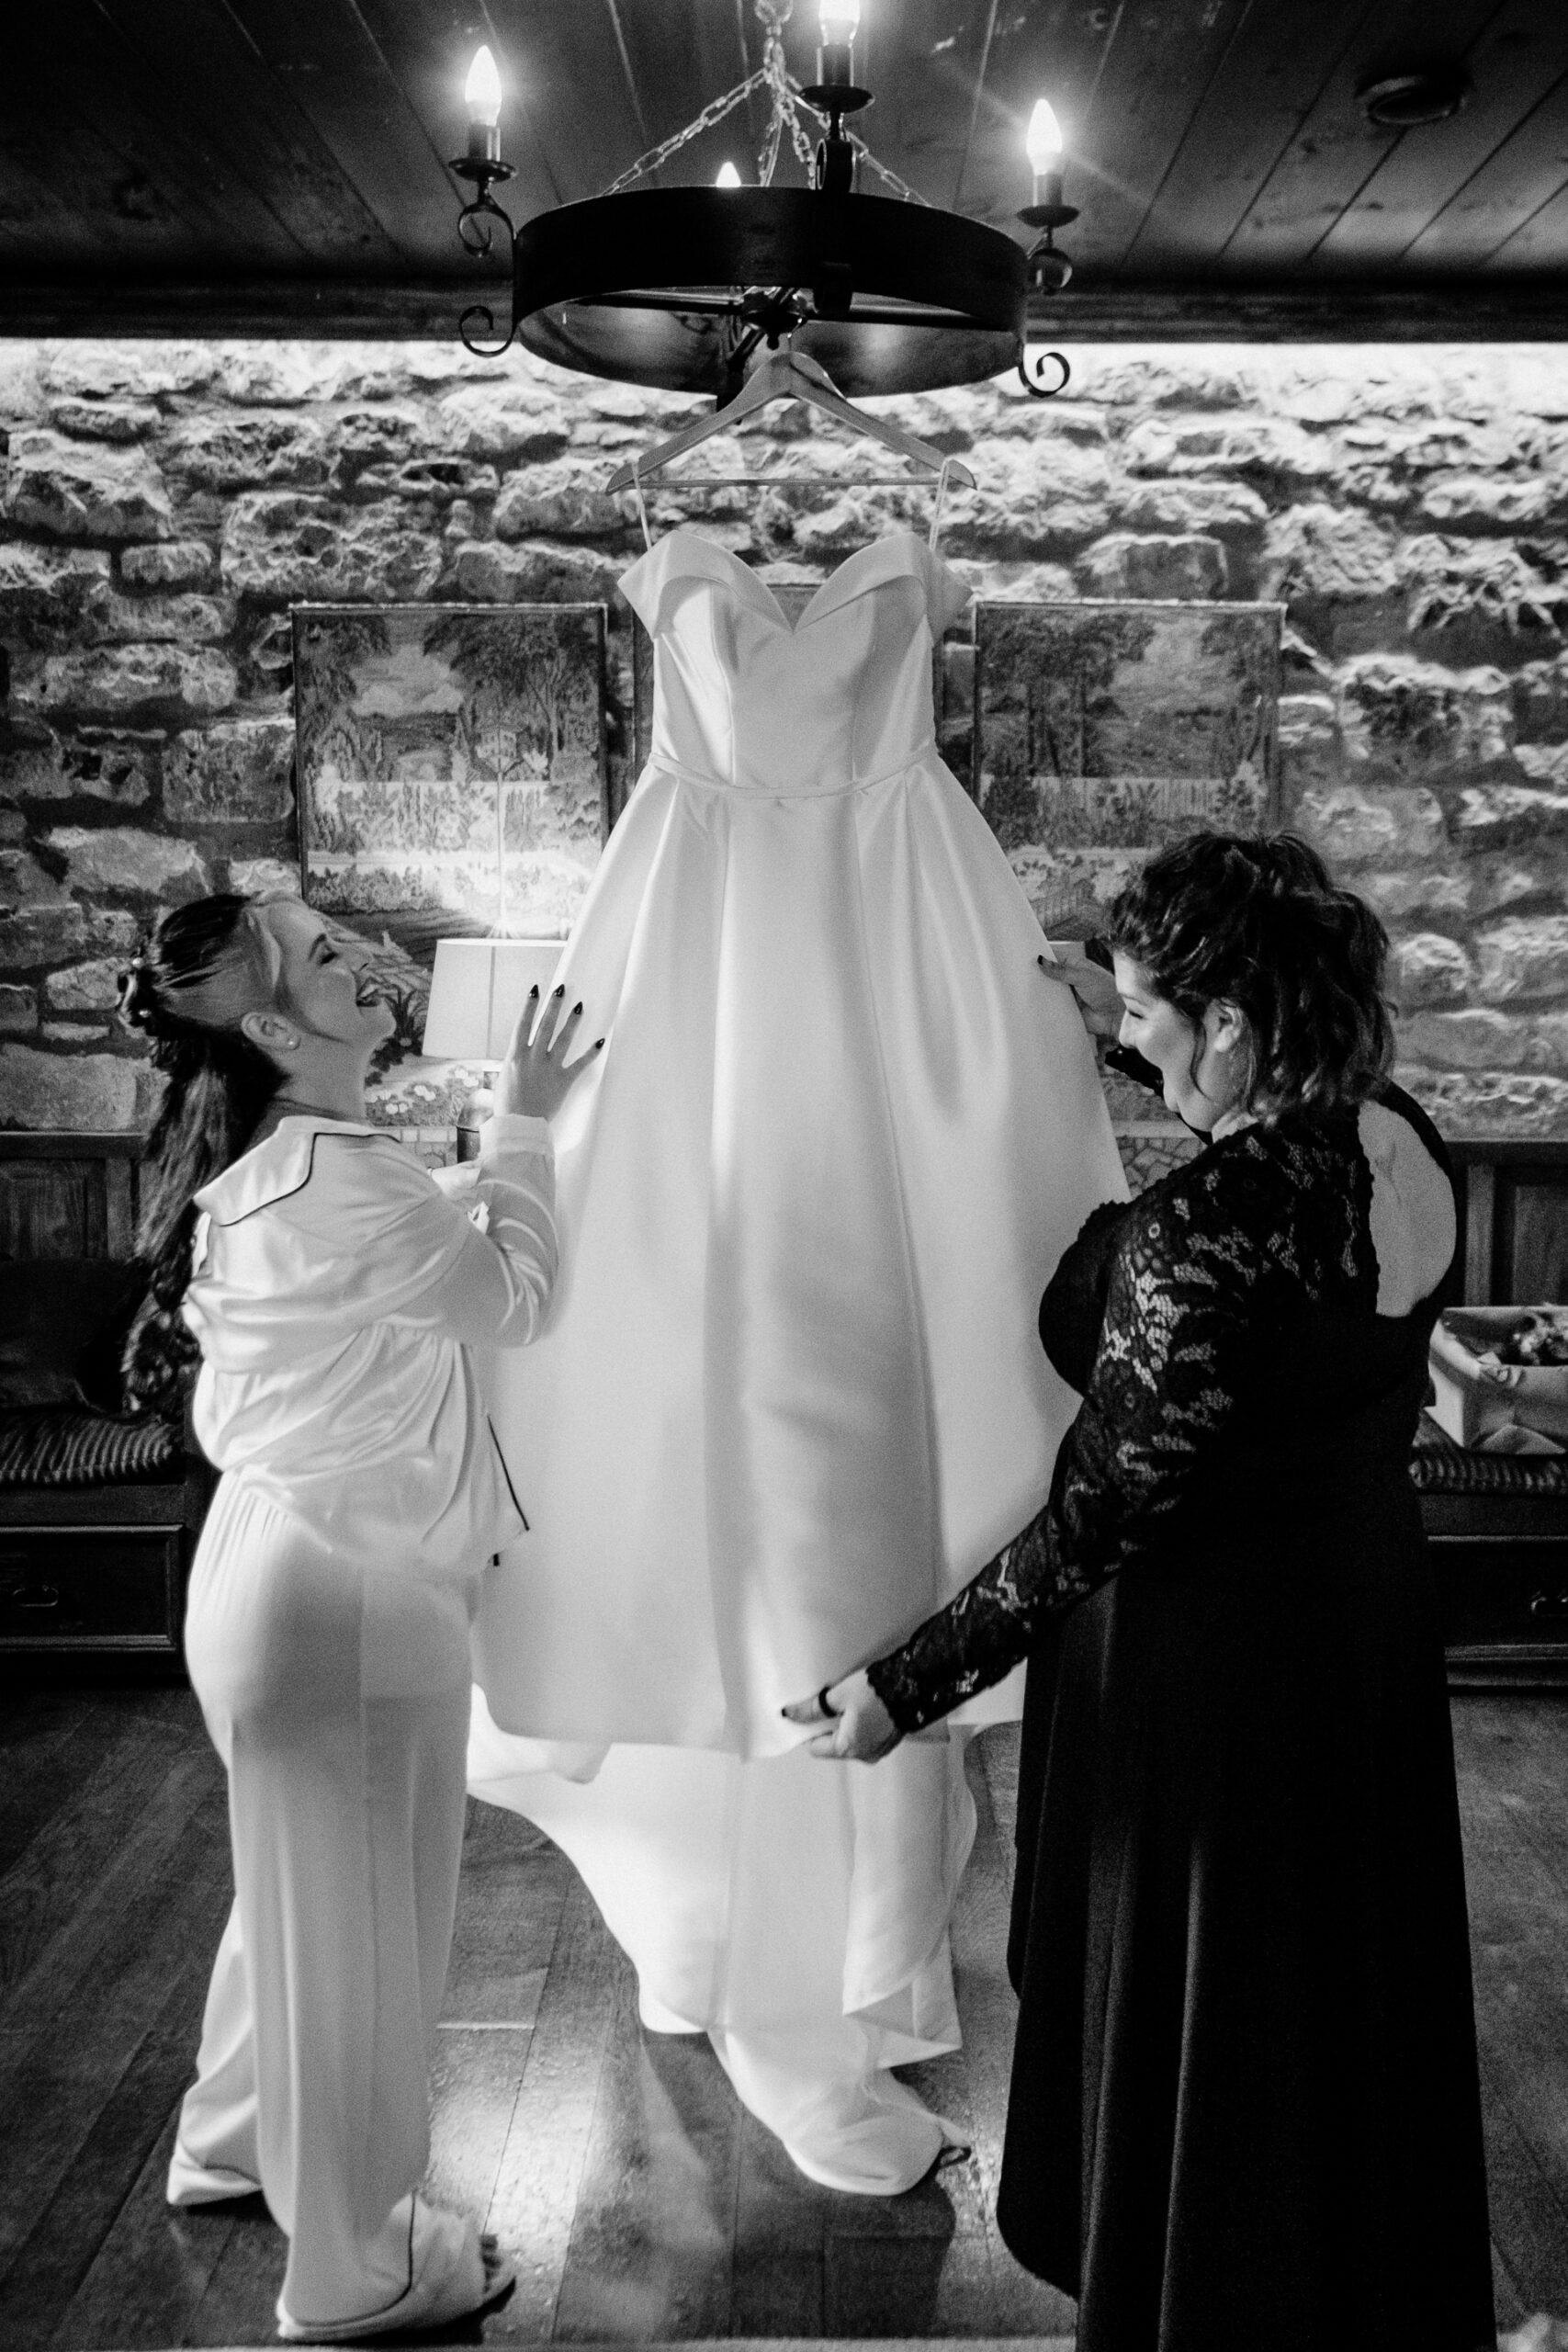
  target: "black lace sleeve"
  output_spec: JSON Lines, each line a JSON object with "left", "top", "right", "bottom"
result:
{"left": 867, "top": 1153, "right": 1278, "bottom": 1734}
{"left": 1038, "top": 1195, "right": 1131, "bottom": 1393}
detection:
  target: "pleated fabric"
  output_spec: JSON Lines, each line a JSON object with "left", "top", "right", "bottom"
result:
{"left": 468, "top": 529, "right": 1126, "bottom": 2189}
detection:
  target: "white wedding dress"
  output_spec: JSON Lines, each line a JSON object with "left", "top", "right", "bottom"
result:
{"left": 468, "top": 526, "right": 1125, "bottom": 2191}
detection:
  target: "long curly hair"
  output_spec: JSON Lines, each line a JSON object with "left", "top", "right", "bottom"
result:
{"left": 118, "top": 894, "right": 283, "bottom": 1414}
{"left": 1103, "top": 832, "right": 1394, "bottom": 1124}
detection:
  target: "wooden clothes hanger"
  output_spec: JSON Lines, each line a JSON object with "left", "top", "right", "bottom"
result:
{"left": 604, "top": 344, "right": 975, "bottom": 548}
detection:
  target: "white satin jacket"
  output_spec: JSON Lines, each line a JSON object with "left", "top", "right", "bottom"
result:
{"left": 185, "top": 1114, "right": 557, "bottom": 1584}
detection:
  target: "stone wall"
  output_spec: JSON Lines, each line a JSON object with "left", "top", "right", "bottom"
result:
{"left": 2, "top": 335, "right": 1568, "bottom": 1139}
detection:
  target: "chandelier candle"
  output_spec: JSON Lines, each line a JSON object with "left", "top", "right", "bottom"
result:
{"left": 803, "top": 0, "right": 871, "bottom": 196}
{"left": 1026, "top": 99, "right": 1065, "bottom": 214}
{"left": 1018, "top": 96, "right": 1077, "bottom": 297}
{"left": 816, "top": 0, "right": 860, "bottom": 91}
{"left": 463, "top": 44, "right": 504, "bottom": 172}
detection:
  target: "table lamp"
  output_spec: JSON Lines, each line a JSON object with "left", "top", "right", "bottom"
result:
{"left": 421, "top": 937, "right": 569, "bottom": 1060}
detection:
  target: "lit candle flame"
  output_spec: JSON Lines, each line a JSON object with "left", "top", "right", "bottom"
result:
{"left": 1026, "top": 98, "right": 1065, "bottom": 175}
{"left": 465, "top": 45, "right": 503, "bottom": 130}
{"left": 819, "top": 0, "right": 861, "bottom": 42}
{"left": 715, "top": 160, "right": 742, "bottom": 187}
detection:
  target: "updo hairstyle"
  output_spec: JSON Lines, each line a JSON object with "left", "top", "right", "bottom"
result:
{"left": 1104, "top": 831, "right": 1394, "bottom": 1124}
{"left": 118, "top": 894, "right": 283, "bottom": 1412}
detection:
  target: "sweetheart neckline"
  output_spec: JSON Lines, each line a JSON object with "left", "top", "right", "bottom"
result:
{"left": 631, "top": 526, "right": 947, "bottom": 637}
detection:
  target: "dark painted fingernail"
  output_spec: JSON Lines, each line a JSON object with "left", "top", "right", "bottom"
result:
{"left": 571, "top": 1000, "right": 583, "bottom": 1015}
{"left": 594, "top": 1036, "right": 605, "bottom": 1049}
{"left": 551, "top": 984, "right": 565, "bottom": 998}
{"left": 527, "top": 983, "right": 540, "bottom": 998}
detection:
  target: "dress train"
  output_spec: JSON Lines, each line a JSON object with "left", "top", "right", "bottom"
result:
{"left": 468, "top": 1691, "right": 976, "bottom": 2192}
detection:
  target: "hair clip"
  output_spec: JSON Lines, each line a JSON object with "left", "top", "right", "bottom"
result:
{"left": 118, "top": 953, "right": 157, "bottom": 1028}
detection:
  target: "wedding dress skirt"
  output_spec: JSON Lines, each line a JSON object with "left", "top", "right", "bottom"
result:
{"left": 469, "top": 530, "right": 1126, "bottom": 2190}
{"left": 468, "top": 1702, "right": 978, "bottom": 2192}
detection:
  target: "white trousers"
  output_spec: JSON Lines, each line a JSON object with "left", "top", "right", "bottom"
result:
{"left": 174, "top": 1478, "right": 479, "bottom": 2332}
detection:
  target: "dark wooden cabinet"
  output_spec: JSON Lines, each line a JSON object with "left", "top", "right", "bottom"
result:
{"left": 1, "top": 1131, "right": 205, "bottom": 1659}
{"left": 1420, "top": 1454, "right": 1568, "bottom": 1688}
{"left": 0, "top": 1481, "right": 205, "bottom": 1657}
{"left": 0, "top": 1528, "right": 183, "bottom": 1649}
{"left": 0, "top": 1130, "right": 141, "bottom": 1261}
{"left": 1416, "top": 1141, "right": 1568, "bottom": 1685}
{"left": 1450, "top": 1141, "right": 1568, "bottom": 1308}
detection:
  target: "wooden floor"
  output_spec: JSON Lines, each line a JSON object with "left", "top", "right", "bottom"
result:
{"left": 1, "top": 1676, "right": 1566, "bottom": 2349}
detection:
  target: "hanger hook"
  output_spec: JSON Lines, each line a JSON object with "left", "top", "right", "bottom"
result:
{"left": 1018, "top": 348, "right": 1071, "bottom": 400}
{"left": 630, "top": 455, "right": 653, "bottom": 551}
{"left": 928, "top": 455, "right": 956, "bottom": 553}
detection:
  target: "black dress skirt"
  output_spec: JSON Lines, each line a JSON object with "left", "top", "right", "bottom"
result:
{"left": 869, "top": 1090, "right": 1495, "bottom": 2352}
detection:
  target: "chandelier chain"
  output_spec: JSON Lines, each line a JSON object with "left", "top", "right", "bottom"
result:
{"left": 596, "top": 0, "right": 925, "bottom": 203}
{"left": 754, "top": 0, "right": 818, "bottom": 187}
{"left": 598, "top": 70, "right": 767, "bottom": 198}
{"left": 847, "top": 138, "right": 930, "bottom": 207}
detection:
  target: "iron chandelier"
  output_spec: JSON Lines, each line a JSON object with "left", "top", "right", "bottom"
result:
{"left": 448, "top": 0, "right": 1076, "bottom": 404}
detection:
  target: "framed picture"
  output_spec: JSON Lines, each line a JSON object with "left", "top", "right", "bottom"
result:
{"left": 294, "top": 603, "right": 608, "bottom": 965}
{"left": 973, "top": 601, "right": 1283, "bottom": 935}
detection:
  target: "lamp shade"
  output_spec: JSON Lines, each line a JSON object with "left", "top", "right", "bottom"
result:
{"left": 422, "top": 938, "right": 567, "bottom": 1060}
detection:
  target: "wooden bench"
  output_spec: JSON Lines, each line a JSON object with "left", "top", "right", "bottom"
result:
{"left": 1417, "top": 1141, "right": 1568, "bottom": 1687}
{"left": 2, "top": 1126, "right": 1564, "bottom": 1673}
{"left": 0, "top": 1131, "right": 210, "bottom": 1657}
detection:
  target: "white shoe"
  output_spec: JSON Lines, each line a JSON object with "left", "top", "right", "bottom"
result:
{"left": 276, "top": 2210, "right": 514, "bottom": 2344}
{"left": 712, "top": 2030, "right": 960, "bottom": 2196}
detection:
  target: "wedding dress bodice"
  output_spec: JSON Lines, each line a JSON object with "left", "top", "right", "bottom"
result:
{"left": 620, "top": 528, "right": 972, "bottom": 795}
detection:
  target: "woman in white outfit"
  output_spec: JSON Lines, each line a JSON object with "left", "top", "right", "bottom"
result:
{"left": 120, "top": 893, "right": 595, "bottom": 2342}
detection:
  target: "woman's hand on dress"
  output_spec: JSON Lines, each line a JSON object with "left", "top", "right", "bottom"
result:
{"left": 1039, "top": 947, "right": 1122, "bottom": 1042}
{"left": 782, "top": 1671, "right": 904, "bottom": 1763}
{"left": 494, "top": 987, "right": 604, "bottom": 1122}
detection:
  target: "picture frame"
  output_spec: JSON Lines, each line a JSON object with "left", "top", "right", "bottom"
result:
{"left": 973, "top": 600, "right": 1284, "bottom": 936}
{"left": 293, "top": 602, "right": 609, "bottom": 967}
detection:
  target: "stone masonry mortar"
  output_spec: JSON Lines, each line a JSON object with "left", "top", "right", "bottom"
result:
{"left": 2, "top": 337, "right": 1568, "bottom": 1141}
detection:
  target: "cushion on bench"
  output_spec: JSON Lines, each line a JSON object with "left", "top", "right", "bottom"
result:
{"left": 1410, "top": 1409, "right": 1568, "bottom": 1499}
{"left": 0, "top": 1408, "right": 184, "bottom": 1489}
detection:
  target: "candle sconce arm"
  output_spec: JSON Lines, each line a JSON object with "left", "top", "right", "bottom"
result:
{"left": 1018, "top": 347, "right": 1071, "bottom": 400}
{"left": 459, "top": 295, "right": 518, "bottom": 361}
{"left": 452, "top": 148, "right": 521, "bottom": 356}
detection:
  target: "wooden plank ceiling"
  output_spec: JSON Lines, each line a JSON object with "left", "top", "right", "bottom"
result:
{"left": 1, "top": 0, "right": 1566, "bottom": 337}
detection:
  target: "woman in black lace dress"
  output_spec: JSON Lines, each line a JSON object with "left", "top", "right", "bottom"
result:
{"left": 787, "top": 834, "right": 1494, "bottom": 2352}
